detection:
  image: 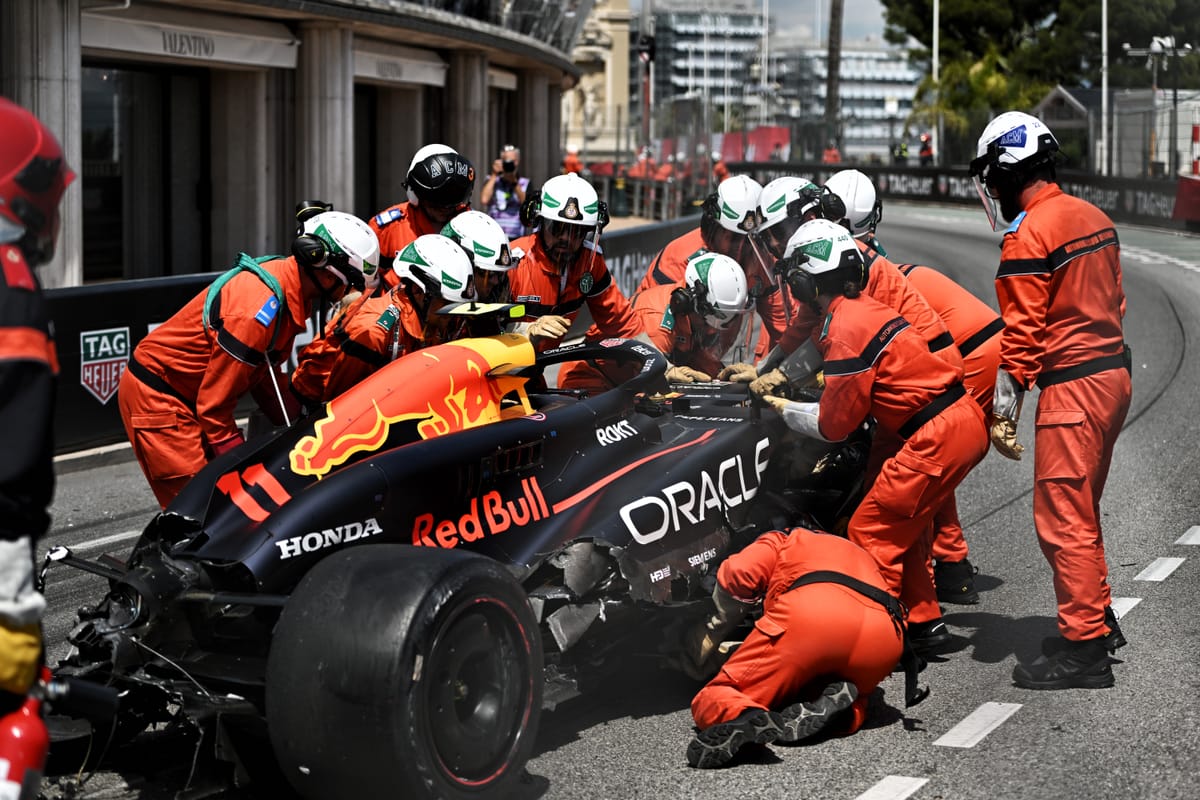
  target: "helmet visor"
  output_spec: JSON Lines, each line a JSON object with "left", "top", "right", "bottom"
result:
{"left": 973, "top": 175, "right": 1002, "bottom": 231}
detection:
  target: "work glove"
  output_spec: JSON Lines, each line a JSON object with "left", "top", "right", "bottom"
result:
{"left": 679, "top": 583, "right": 755, "bottom": 681}
{"left": 210, "top": 432, "right": 246, "bottom": 458}
{"left": 990, "top": 368, "right": 1025, "bottom": 460}
{"left": 0, "top": 620, "right": 41, "bottom": 696}
{"left": 527, "top": 314, "right": 571, "bottom": 343}
{"left": 749, "top": 367, "right": 788, "bottom": 398}
{"left": 665, "top": 365, "right": 713, "bottom": 384}
{"left": 718, "top": 362, "right": 757, "bottom": 383}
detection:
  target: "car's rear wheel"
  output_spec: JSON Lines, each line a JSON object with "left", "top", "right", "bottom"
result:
{"left": 266, "top": 545, "right": 542, "bottom": 800}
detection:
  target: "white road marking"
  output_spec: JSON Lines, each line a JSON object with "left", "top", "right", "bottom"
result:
{"left": 54, "top": 440, "right": 131, "bottom": 463}
{"left": 933, "top": 701, "right": 1022, "bottom": 748}
{"left": 1120, "top": 245, "right": 1200, "bottom": 273}
{"left": 854, "top": 776, "right": 929, "bottom": 800}
{"left": 1110, "top": 596, "right": 1142, "bottom": 618}
{"left": 1134, "top": 557, "right": 1186, "bottom": 582}
{"left": 65, "top": 530, "right": 142, "bottom": 552}
{"left": 1176, "top": 526, "right": 1200, "bottom": 545}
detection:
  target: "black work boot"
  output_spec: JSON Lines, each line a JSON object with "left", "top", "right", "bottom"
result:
{"left": 1042, "top": 606, "right": 1128, "bottom": 657}
{"left": 777, "top": 680, "right": 858, "bottom": 743}
{"left": 1103, "top": 605, "right": 1128, "bottom": 651}
{"left": 686, "top": 708, "right": 783, "bottom": 769}
{"left": 908, "top": 618, "right": 954, "bottom": 655}
{"left": 1014, "top": 637, "right": 1113, "bottom": 690}
{"left": 934, "top": 558, "right": 979, "bottom": 604}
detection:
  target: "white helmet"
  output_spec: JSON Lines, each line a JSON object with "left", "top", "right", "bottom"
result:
{"left": 712, "top": 175, "right": 763, "bottom": 234}
{"left": 682, "top": 252, "right": 750, "bottom": 330}
{"left": 407, "top": 143, "right": 456, "bottom": 176}
{"left": 782, "top": 218, "right": 863, "bottom": 276}
{"left": 393, "top": 233, "right": 476, "bottom": 302}
{"left": 970, "top": 111, "right": 1059, "bottom": 230}
{"left": 757, "top": 176, "right": 817, "bottom": 233}
{"left": 441, "top": 210, "right": 519, "bottom": 272}
{"left": 824, "top": 169, "right": 881, "bottom": 239}
{"left": 537, "top": 173, "right": 605, "bottom": 228}
{"left": 295, "top": 211, "right": 381, "bottom": 292}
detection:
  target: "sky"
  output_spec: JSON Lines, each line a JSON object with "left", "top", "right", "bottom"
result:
{"left": 629, "top": 0, "right": 889, "bottom": 44}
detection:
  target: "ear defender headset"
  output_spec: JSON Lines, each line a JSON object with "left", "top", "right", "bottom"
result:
{"left": 519, "top": 189, "right": 542, "bottom": 229}
{"left": 786, "top": 186, "right": 847, "bottom": 223}
{"left": 668, "top": 278, "right": 710, "bottom": 318}
{"left": 292, "top": 224, "right": 363, "bottom": 291}
{"left": 294, "top": 199, "right": 333, "bottom": 232}
{"left": 775, "top": 248, "right": 866, "bottom": 306}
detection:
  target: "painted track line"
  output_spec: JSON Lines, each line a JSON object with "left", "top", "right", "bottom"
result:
{"left": 933, "top": 701, "right": 1021, "bottom": 748}
{"left": 1176, "top": 526, "right": 1200, "bottom": 545}
{"left": 1110, "top": 596, "right": 1142, "bottom": 618}
{"left": 1133, "top": 557, "right": 1186, "bottom": 582}
{"left": 854, "top": 775, "right": 929, "bottom": 800}
{"left": 61, "top": 530, "right": 142, "bottom": 552}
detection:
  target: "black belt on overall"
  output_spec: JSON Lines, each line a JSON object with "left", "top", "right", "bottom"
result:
{"left": 958, "top": 317, "right": 1004, "bottom": 358}
{"left": 1036, "top": 344, "right": 1132, "bottom": 389}
{"left": 786, "top": 570, "right": 929, "bottom": 708}
{"left": 898, "top": 383, "right": 966, "bottom": 440}
{"left": 127, "top": 356, "right": 196, "bottom": 412}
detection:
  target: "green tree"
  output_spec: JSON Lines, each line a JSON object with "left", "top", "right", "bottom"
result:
{"left": 882, "top": 0, "right": 1200, "bottom": 165}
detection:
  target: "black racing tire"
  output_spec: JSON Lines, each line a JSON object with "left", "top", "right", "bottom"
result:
{"left": 266, "top": 545, "right": 543, "bottom": 800}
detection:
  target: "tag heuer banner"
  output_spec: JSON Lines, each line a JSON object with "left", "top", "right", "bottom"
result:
{"left": 80, "top": 327, "right": 130, "bottom": 405}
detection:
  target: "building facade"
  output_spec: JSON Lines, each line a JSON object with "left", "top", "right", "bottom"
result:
{"left": 562, "top": 0, "right": 633, "bottom": 167}
{"left": 1, "top": 0, "right": 587, "bottom": 287}
{"left": 787, "top": 37, "right": 922, "bottom": 162}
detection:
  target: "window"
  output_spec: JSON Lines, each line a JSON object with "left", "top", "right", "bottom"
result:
{"left": 81, "top": 64, "right": 210, "bottom": 281}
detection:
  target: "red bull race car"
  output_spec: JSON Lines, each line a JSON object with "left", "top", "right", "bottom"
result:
{"left": 43, "top": 331, "right": 867, "bottom": 800}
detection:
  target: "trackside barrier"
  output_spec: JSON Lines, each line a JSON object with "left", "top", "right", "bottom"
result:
{"left": 46, "top": 217, "right": 699, "bottom": 455}
{"left": 728, "top": 163, "right": 1199, "bottom": 232}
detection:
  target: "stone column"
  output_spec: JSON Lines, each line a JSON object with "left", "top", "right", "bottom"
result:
{"left": 210, "top": 70, "right": 273, "bottom": 262}
{"left": 516, "top": 70, "right": 553, "bottom": 187}
{"left": 296, "top": 22, "right": 355, "bottom": 213}
{"left": 376, "top": 87, "right": 426, "bottom": 207}
{"left": 1, "top": 0, "right": 82, "bottom": 287}
{"left": 445, "top": 51, "right": 489, "bottom": 179}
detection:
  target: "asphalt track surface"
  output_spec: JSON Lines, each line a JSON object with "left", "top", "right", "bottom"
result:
{"left": 38, "top": 202, "right": 1200, "bottom": 800}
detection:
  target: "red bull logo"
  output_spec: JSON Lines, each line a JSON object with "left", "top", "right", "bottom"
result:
{"left": 290, "top": 335, "right": 535, "bottom": 478}
{"left": 412, "top": 476, "right": 550, "bottom": 549}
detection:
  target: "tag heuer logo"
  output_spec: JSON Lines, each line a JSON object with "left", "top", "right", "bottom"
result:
{"left": 80, "top": 327, "right": 130, "bottom": 405}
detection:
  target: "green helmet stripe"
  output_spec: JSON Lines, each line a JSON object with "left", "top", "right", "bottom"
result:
{"left": 800, "top": 239, "right": 834, "bottom": 261}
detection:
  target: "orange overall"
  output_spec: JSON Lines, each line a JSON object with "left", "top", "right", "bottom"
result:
{"left": 816, "top": 294, "right": 988, "bottom": 625}
{"left": 636, "top": 284, "right": 741, "bottom": 377}
{"left": 368, "top": 201, "right": 442, "bottom": 286}
{"left": 118, "top": 257, "right": 313, "bottom": 507}
{"left": 996, "top": 183, "right": 1130, "bottom": 641}
{"left": 637, "top": 227, "right": 794, "bottom": 357}
{"left": 292, "top": 289, "right": 429, "bottom": 405}
{"left": 898, "top": 264, "right": 1003, "bottom": 564}
{"left": 510, "top": 234, "right": 643, "bottom": 392}
{"left": 691, "top": 528, "right": 903, "bottom": 733}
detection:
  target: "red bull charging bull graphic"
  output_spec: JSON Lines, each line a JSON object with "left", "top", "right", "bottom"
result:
{"left": 290, "top": 334, "right": 535, "bottom": 478}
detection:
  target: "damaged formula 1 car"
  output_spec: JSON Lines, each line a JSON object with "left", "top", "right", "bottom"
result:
{"left": 43, "top": 330, "right": 867, "bottom": 800}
